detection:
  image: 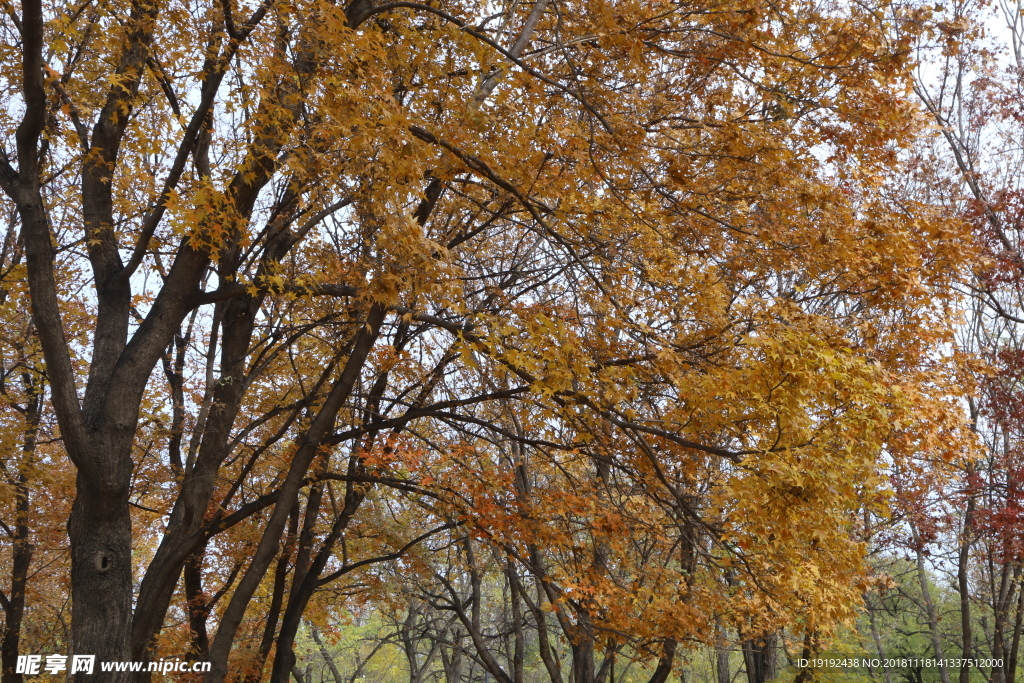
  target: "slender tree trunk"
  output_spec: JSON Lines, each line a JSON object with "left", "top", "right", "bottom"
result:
{"left": 508, "top": 552, "right": 562, "bottom": 683}
{"left": 991, "top": 562, "right": 1019, "bottom": 683}
{"left": 715, "top": 617, "right": 731, "bottom": 683}
{"left": 509, "top": 458, "right": 562, "bottom": 683}
{"left": 959, "top": 493, "right": 976, "bottom": 683}
{"left": 440, "top": 628, "right": 464, "bottom": 683}
{"left": 132, "top": 292, "right": 278, "bottom": 664}
{"left": 0, "top": 472, "right": 32, "bottom": 683}
{"left": 865, "top": 593, "right": 893, "bottom": 683}
{"left": 243, "top": 520, "right": 295, "bottom": 683}
{"left": 595, "top": 642, "right": 615, "bottom": 683}
{"left": 1007, "top": 575, "right": 1024, "bottom": 683}
{"left": 1, "top": 402, "right": 40, "bottom": 683}
{"left": 912, "top": 529, "right": 952, "bottom": 683}
{"left": 794, "top": 634, "right": 814, "bottom": 683}
{"left": 206, "top": 305, "right": 386, "bottom": 683}
{"left": 268, "top": 471, "right": 367, "bottom": 683}
{"left": 507, "top": 563, "right": 525, "bottom": 683}
{"left": 402, "top": 605, "right": 424, "bottom": 683}
{"left": 310, "top": 624, "right": 344, "bottom": 683}
{"left": 270, "top": 317, "right": 417, "bottom": 683}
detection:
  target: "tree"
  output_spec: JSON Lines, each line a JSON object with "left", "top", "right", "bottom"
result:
{"left": 0, "top": 219, "right": 75, "bottom": 683}
{"left": 0, "top": 0, "right": 979, "bottom": 680}
{"left": 900, "top": 2, "right": 1024, "bottom": 682}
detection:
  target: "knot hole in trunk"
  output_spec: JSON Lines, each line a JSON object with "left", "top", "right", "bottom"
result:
{"left": 94, "top": 553, "right": 112, "bottom": 573}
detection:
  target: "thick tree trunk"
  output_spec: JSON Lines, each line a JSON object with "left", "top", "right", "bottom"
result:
{"left": 717, "top": 648, "right": 731, "bottom": 683}
{"left": 571, "top": 625, "right": 597, "bottom": 683}
{"left": 68, "top": 473, "right": 134, "bottom": 683}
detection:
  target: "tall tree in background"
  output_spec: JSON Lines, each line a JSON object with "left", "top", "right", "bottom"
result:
{"left": 0, "top": 0, "right": 978, "bottom": 681}
{"left": 906, "top": 2, "right": 1024, "bottom": 682}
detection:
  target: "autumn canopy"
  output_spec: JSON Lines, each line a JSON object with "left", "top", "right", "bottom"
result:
{"left": 0, "top": 0, "right": 995, "bottom": 681}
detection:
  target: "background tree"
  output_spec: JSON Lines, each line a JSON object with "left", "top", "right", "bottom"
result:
{"left": 876, "top": 2, "right": 1024, "bottom": 683}
{"left": 0, "top": 208, "right": 77, "bottom": 683}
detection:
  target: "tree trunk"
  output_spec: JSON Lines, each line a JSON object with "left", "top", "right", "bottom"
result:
{"left": 958, "top": 493, "right": 976, "bottom": 683}
{"left": 507, "top": 562, "right": 525, "bottom": 683}
{"left": 912, "top": 529, "right": 952, "bottom": 683}
{"left": 69, "top": 469, "right": 134, "bottom": 683}
{"left": 1007, "top": 574, "right": 1024, "bottom": 683}
{"left": 310, "top": 624, "right": 344, "bottom": 683}
{"left": 743, "top": 634, "right": 776, "bottom": 683}
{"left": 647, "top": 641, "right": 676, "bottom": 683}
{"left": 268, "top": 470, "right": 367, "bottom": 683}
{"left": 991, "top": 562, "right": 1019, "bottom": 683}
{"left": 715, "top": 618, "right": 731, "bottom": 683}
{"left": 865, "top": 593, "right": 893, "bottom": 683}
{"left": 205, "top": 308, "right": 384, "bottom": 683}
{"left": 1, "top": 405, "right": 40, "bottom": 683}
